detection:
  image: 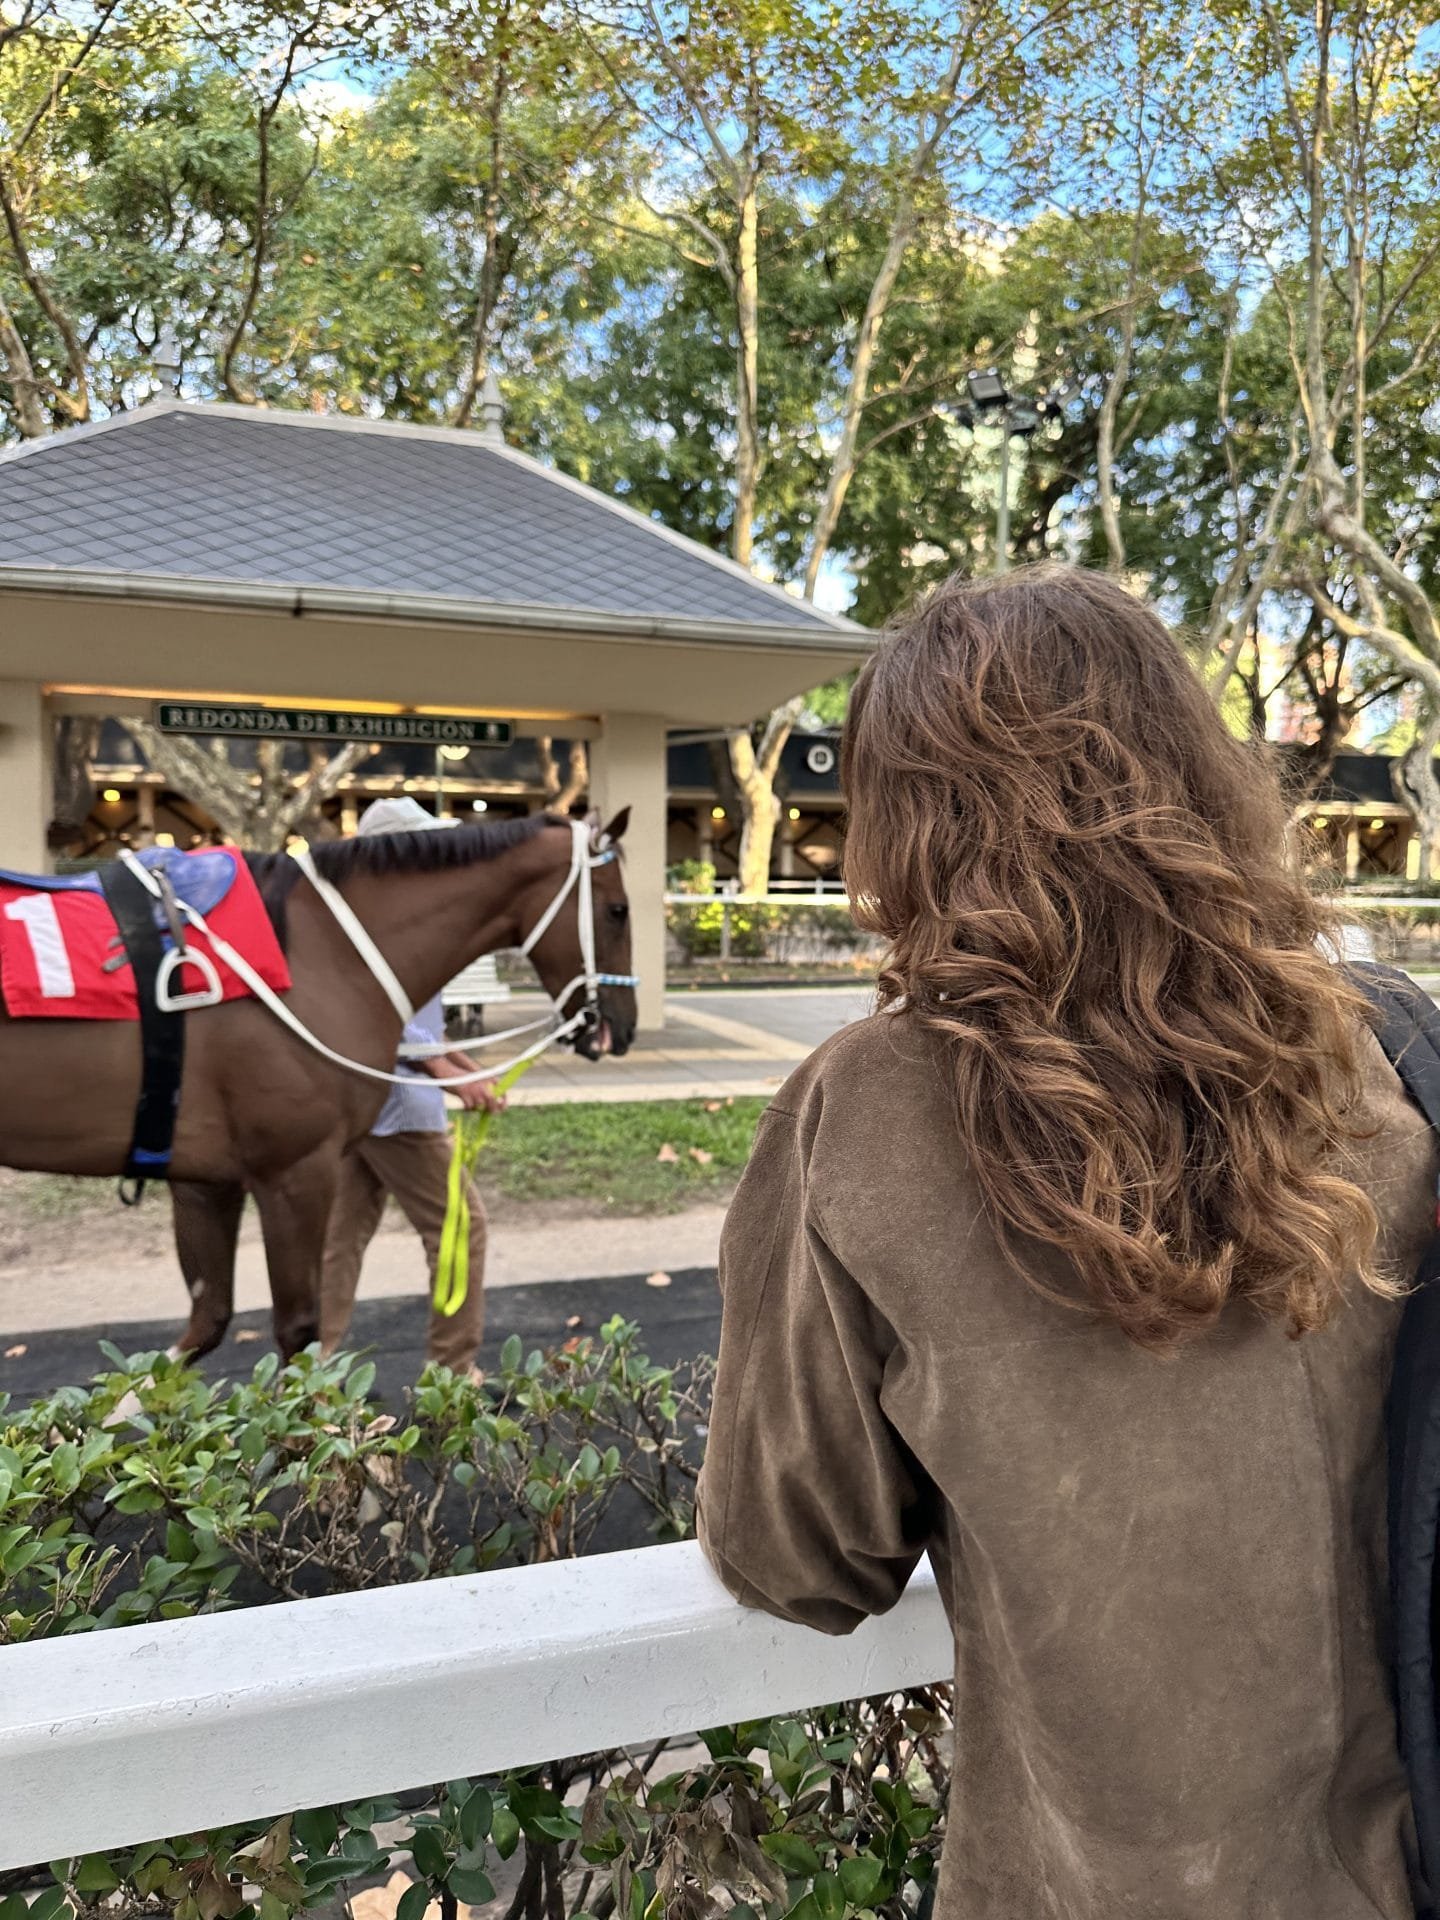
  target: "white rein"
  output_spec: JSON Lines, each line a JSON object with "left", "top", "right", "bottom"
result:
{"left": 118, "top": 820, "right": 635, "bottom": 1091}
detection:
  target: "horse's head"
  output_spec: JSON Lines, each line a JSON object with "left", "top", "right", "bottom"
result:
{"left": 519, "top": 810, "right": 637, "bottom": 1059}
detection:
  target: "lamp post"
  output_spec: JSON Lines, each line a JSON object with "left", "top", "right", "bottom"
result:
{"left": 954, "top": 369, "right": 1061, "bottom": 574}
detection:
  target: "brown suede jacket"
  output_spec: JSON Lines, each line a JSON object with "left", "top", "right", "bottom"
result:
{"left": 698, "top": 1009, "right": 1440, "bottom": 1919}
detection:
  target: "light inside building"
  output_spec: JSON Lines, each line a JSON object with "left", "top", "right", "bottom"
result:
{"left": 154, "top": 832, "right": 175, "bottom": 847}
{"left": 787, "top": 806, "right": 801, "bottom": 820}
{"left": 1370, "top": 818, "right": 1385, "bottom": 831}
{"left": 471, "top": 798, "right": 488, "bottom": 813}
{"left": 102, "top": 788, "right": 121, "bottom": 803}
{"left": 439, "top": 745, "right": 470, "bottom": 761}
{"left": 711, "top": 806, "right": 726, "bottom": 820}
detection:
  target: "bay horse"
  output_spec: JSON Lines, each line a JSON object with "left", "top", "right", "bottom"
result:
{"left": 0, "top": 811, "right": 635, "bottom": 1357}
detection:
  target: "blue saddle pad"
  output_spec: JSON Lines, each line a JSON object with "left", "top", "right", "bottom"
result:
{"left": 0, "top": 848, "right": 240, "bottom": 919}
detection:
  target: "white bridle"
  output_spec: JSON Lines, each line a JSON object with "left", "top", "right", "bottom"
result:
{"left": 118, "top": 819, "right": 637, "bottom": 1090}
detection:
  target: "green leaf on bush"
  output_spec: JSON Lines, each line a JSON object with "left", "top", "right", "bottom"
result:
{"left": 811, "top": 1871, "right": 845, "bottom": 1919}
{"left": 529, "top": 1813, "right": 582, "bottom": 1842}
{"left": 760, "top": 1833, "right": 822, "bottom": 1877}
{"left": 459, "top": 1786, "right": 493, "bottom": 1849}
{"left": 73, "top": 1855, "right": 121, "bottom": 1896}
{"left": 302, "top": 1858, "right": 359, "bottom": 1893}
{"left": 29, "top": 1888, "right": 73, "bottom": 1920}
{"left": 446, "top": 1868, "right": 495, "bottom": 1904}
{"left": 500, "top": 1334, "right": 522, "bottom": 1372}
{"left": 395, "top": 1882, "right": 431, "bottom": 1920}
{"left": 491, "top": 1808, "right": 520, "bottom": 1859}
{"left": 838, "top": 1855, "right": 884, "bottom": 1905}
{"left": 292, "top": 1808, "right": 340, "bottom": 1856}
{"left": 409, "top": 1826, "right": 448, "bottom": 1881}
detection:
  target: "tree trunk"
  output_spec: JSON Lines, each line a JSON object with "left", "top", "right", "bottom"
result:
{"left": 1394, "top": 706, "right": 1440, "bottom": 884}
{"left": 50, "top": 716, "right": 102, "bottom": 847}
{"left": 120, "top": 722, "right": 374, "bottom": 849}
{"left": 536, "top": 736, "right": 589, "bottom": 813}
{"left": 733, "top": 760, "right": 779, "bottom": 895}
{"left": 451, "top": 45, "right": 509, "bottom": 430}
{"left": 732, "top": 170, "right": 760, "bottom": 569}
{"left": 0, "top": 289, "right": 48, "bottom": 439}
{"left": 729, "top": 696, "right": 803, "bottom": 894}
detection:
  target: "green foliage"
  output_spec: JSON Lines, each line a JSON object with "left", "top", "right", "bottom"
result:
{"left": 12, "top": 1696, "right": 951, "bottom": 1920}
{"left": 665, "top": 865, "right": 865, "bottom": 965}
{"left": 1, "top": 1321, "right": 709, "bottom": 1629}
{"left": 1, "top": 1330, "right": 951, "bottom": 1918}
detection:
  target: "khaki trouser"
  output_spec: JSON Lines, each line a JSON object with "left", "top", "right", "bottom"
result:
{"left": 319, "top": 1130, "right": 486, "bottom": 1371}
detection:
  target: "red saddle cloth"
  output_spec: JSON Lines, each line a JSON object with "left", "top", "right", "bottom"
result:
{"left": 0, "top": 849, "right": 292, "bottom": 1020}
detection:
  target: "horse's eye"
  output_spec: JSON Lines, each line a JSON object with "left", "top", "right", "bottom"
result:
{"left": 606, "top": 902, "right": 629, "bottom": 925}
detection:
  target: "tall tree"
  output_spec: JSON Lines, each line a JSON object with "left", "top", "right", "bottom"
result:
{"left": 1252, "top": 0, "right": 1440, "bottom": 859}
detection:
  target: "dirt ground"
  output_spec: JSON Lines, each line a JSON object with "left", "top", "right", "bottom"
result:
{"left": 0, "top": 1166, "right": 720, "bottom": 1275}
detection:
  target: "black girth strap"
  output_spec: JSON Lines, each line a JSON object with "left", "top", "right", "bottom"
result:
{"left": 99, "top": 859, "right": 184, "bottom": 1200}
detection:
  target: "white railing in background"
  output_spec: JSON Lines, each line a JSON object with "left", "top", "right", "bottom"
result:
{"left": 0, "top": 1542, "right": 951, "bottom": 1870}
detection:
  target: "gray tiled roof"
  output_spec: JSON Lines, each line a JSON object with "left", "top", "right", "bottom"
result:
{"left": 0, "top": 402, "right": 849, "bottom": 635}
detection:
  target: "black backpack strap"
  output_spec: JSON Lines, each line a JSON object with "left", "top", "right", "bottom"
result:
{"left": 1351, "top": 960, "right": 1440, "bottom": 1914}
{"left": 1350, "top": 960, "right": 1440, "bottom": 1136}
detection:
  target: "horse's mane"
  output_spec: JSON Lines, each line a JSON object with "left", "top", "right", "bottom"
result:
{"left": 246, "top": 812, "right": 557, "bottom": 948}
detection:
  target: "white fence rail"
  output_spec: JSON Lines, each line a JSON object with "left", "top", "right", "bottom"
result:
{"left": 0, "top": 1542, "right": 951, "bottom": 1870}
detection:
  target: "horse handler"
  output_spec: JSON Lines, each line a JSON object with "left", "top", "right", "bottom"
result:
{"left": 319, "top": 797, "right": 503, "bottom": 1375}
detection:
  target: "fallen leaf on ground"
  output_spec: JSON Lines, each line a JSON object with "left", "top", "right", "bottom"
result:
{"left": 3, "top": 1344, "right": 27, "bottom": 1359}
{"left": 656, "top": 1143, "right": 679, "bottom": 1163}
{"left": 646, "top": 1270, "right": 673, "bottom": 1288}
{"left": 234, "top": 1329, "right": 263, "bottom": 1343}
{"left": 704, "top": 1100, "right": 723, "bottom": 1112}
{"left": 689, "top": 1147, "right": 714, "bottom": 1165}
{"left": 565, "top": 1314, "right": 583, "bottom": 1329}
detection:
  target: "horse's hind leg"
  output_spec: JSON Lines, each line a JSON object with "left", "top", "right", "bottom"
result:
{"left": 171, "top": 1178, "right": 245, "bottom": 1360}
{"left": 251, "top": 1148, "right": 339, "bottom": 1359}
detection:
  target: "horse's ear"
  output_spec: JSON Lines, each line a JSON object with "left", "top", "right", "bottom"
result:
{"left": 603, "top": 807, "right": 630, "bottom": 845}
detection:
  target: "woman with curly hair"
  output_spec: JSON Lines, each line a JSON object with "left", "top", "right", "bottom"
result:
{"left": 698, "top": 564, "right": 1438, "bottom": 1918}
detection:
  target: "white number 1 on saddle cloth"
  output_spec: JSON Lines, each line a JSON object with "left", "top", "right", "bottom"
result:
{"left": 3, "top": 893, "right": 76, "bottom": 998}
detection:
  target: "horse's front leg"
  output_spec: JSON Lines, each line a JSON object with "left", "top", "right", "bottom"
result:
{"left": 170, "top": 1178, "right": 246, "bottom": 1359}
{"left": 250, "top": 1147, "right": 341, "bottom": 1359}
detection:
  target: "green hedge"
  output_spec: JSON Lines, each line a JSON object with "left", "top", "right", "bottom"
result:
{"left": 0, "top": 1327, "right": 950, "bottom": 1920}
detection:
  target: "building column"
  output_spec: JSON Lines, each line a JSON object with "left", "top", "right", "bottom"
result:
{"left": 0, "top": 680, "right": 52, "bottom": 873}
{"left": 778, "top": 810, "right": 797, "bottom": 879}
{"left": 590, "top": 711, "right": 667, "bottom": 1032}
{"left": 1406, "top": 830, "right": 1422, "bottom": 882}
{"left": 136, "top": 783, "right": 157, "bottom": 847}
{"left": 1345, "top": 819, "right": 1362, "bottom": 883}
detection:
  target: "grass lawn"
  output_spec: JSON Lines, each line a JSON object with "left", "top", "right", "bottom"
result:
{"left": 481, "top": 1096, "right": 769, "bottom": 1213}
{"left": 0, "top": 1098, "right": 772, "bottom": 1244}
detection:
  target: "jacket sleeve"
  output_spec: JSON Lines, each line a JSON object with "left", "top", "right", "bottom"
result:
{"left": 697, "top": 1104, "right": 935, "bottom": 1635}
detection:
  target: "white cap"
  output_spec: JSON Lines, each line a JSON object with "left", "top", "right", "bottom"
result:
{"left": 357, "top": 796, "right": 460, "bottom": 836}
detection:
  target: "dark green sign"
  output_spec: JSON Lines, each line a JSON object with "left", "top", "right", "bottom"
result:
{"left": 156, "top": 702, "right": 513, "bottom": 748}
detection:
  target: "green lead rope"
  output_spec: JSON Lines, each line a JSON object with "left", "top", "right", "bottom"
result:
{"left": 433, "top": 1057, "right": 535, "bottom": 1316}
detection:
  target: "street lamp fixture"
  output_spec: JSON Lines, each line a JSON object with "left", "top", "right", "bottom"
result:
{"left": 949, "top": 371, "right": 1066, "bottom": 572}
{"left": 966, "top": 368, "right": 1009, "bottom": 412}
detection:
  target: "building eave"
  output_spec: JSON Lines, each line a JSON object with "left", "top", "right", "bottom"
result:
{"left": 0, "top": 566, "right": 874, "bottom": 656}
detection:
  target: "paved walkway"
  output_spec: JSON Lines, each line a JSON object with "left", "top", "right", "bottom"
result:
{"left": 0, "top": 1202, "right": 732, "bottom": 1337}
{"left": 497, "top": 985, "right": 873, "bottom": 1104}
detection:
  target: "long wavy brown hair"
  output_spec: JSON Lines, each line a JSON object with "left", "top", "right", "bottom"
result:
{"left": 842, "top": 563, "right": 1388, "bottom": 1351}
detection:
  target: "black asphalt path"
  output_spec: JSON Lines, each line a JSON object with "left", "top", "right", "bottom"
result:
{"left": 2, "top": 1267, "right": 722, "bottom": 1407}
